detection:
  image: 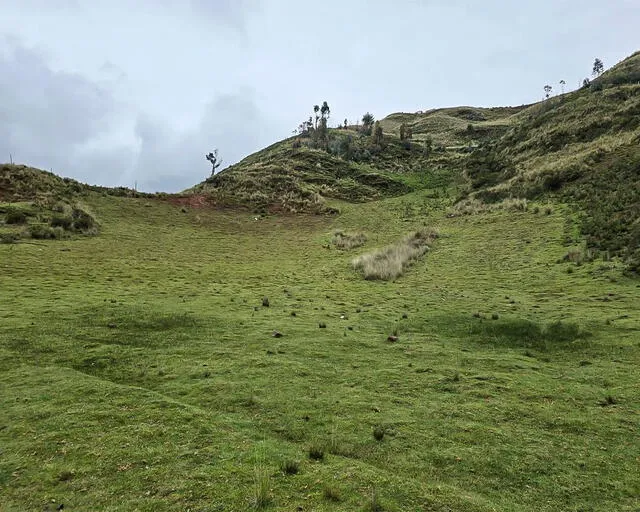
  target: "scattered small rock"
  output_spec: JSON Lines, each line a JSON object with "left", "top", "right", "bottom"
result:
{"left": 107, "top": 323, "right": 117, "bottom": 329}
{"left": 272, "top": 330, "right": 283, "bottom": 338}
{"left": 319, "top": 322, "right": 327, "bottom": 329}
{"left": 262, "top": 297, "right": 270, "bottom": 307}
{"left": 387, "top": 335, "right": 399, "bottom": 342}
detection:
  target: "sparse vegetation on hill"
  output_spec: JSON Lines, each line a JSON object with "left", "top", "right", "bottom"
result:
{"left": 192, "top": 138, "right": 419, "bottom": 213}
{"left": 454, "top": 52, "right": 640, "bottom": 272}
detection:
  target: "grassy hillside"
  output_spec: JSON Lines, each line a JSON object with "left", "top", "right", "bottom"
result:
{"left": 1, "top": 189, "right": 638, "bottom": 511}
{"left": 191, "top": 127, "right": 464, "bottom": 213}
{"left": 380, "top": 105, "right": 528, "bottom": 148}
{"left": 0, "top": 164, "right": 145, "bottom": 244}
{"left": 454, "top": 52, "right": 640, "bottom": 272}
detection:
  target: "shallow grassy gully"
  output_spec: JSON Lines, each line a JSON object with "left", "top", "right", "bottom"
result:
{"left": 1, "top": 190, "right": 638, "bottom": 511}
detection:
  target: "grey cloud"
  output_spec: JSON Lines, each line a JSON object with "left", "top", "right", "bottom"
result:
{"left": 189, "top": 0, "right": 260, "bottom": 31}
{"left": 0, "top": 38, "right": 120, "bottom": 176}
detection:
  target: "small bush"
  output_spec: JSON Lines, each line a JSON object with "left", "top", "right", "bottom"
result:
{"left": 50, "top": 214, "right": 73, "bottom": 229}
{"left": 318, "top": 321, "right": 326, "bottom": 329}
{"left": 0, "top": 232, "right": 20, "bottom": 244}
{"left": 373, "top": 426, "right": 385, "bottom": 441}
{"left": 331, "top": 230, "right": 367, "bottom": 250}
{"left": 5, "top": 209, "right": 26, "bottom": 224}
{"left": 262, "top": 297, "right": 270, "bottom": 307}
{"left": 352, "top": 229, "right": 438, "bottom": 280}
{"left": 280, "top": 459, "right": 299, "bottom": 475}
{"left": 27, "top": 224, "right": 62, "bottom": 240}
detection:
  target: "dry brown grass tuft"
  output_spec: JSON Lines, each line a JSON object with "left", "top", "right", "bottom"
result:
{"left": 352, "top": 228, "right": 438, "bottom": 280}
{"left": 332, "top": 230, "right": 367, "bottom": 250}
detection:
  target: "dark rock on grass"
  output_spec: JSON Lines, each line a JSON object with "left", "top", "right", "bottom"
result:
{"left": 387, "top": 335, "right": 398, "bottom": 342}
{"left": 272, "top": 330, "right": 283, "bottom": 338}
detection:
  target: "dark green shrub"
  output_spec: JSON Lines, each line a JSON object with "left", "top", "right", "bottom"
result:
{"left": 51, "top": 214, "right": 73, "bottom": 229}
{"left": 28, "top": 224, "right": 57, "bottom": 239}
{"left": 5, "top": 209, "right": 26, "bottom": 224}
{"left": 373, "top": 426, "right": 385, "bottom": 441}
{"left": 0, "top": 232, "right": 20, "bottom": 244}
{"left": 71, "top": 207, "right": 95, "bottom": 231}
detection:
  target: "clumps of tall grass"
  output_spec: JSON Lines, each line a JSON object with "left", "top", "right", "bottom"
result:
{"left": 49, "top": 202, "right": 98, "bottom": 234}
{"left": 331, "top": 230, "right": 367, "bottom": 250}
{"left": 252, "top": 466, "right": 271, "bottom": 509}
{"left": 352, "top": 228, "right": 438, "bottom": 280}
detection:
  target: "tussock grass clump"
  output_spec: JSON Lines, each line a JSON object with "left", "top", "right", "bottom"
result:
{"left": 331, "top": 230, "right": 367, "bottom": 250}
{"left": 352, "top": 228, "right": 438, "bottom": 280}
{"left": 308, "top": 444, "right": 325, "bottom": 461}
{"left": 252, "top": 467, "right": 271, "bottom": 509}
{"left": 280, "top": 459, "right": 299, "bottom": 475}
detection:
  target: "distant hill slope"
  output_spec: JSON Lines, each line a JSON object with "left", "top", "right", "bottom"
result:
{"left": 380, "top": 105, "right": 529, "bottom": 148}
{"left": 0, "top": 164, "right": 145, "bottom": 243}
{"left": 191, "top": 132, "right": 461, "bottom": 213}
{"left": 0, "top": 164, "right": 143, "bottom": 202}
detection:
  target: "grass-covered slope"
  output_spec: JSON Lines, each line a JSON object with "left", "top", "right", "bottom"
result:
{"left": 0, "top": 163, "right": 143, "bottom": 202}
{"left": 0, "top": 164, "right": 145, "bottom": 243}
{"left": 190, "top": 128, "right": 465, "bottom": 213}
{"left": 192, "top": 136, "right": 419, "bottom": 213}
{"left": 1, "top": 191, "right": 638, "bottom": 511}
{"left": 380, "top": 105, "right": 528, "bottom": 148}
{"left": 457, "top": 51, "right": 640, "bottom": 271}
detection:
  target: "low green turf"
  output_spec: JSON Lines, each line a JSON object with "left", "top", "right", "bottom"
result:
{"left": 1, "top": 190, "right": 638, "bottom": 511}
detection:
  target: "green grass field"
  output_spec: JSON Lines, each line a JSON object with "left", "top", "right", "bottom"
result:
{"left": 1, "top": 191, "right": 638, "bottom": 511}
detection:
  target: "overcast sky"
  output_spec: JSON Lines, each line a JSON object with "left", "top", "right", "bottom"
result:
{"left": 1, "top": 0, "right": 638, "bottom": 192}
